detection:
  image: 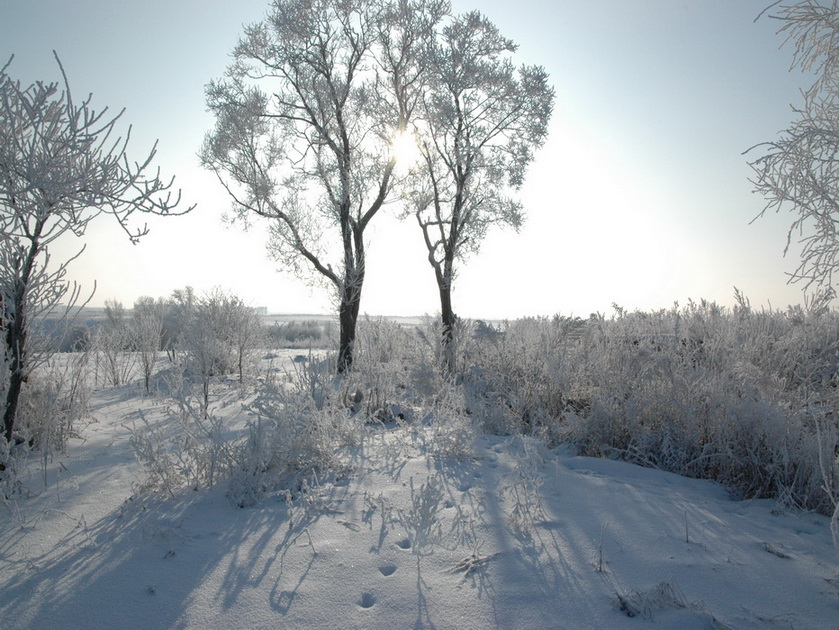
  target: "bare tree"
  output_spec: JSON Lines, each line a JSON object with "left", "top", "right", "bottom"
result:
{"left": 0, "top": 53, "right": 191, "bottom": 445}
{"left": 201, "top": 0, "right": 447, "bottom": 373}
{"left": 406, "top": 11, "right": 554, "bottom": 370}
{"left": 749, "top": 1, "right": 839, "bottom": 289}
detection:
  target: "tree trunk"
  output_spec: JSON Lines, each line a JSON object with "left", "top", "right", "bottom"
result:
{"left": 337, "top": 220, "right": 365, "bottom": 374}
{"left": 437, "top": 268, "right": 457, "bottom": 375}
{"left": 3, "top": 308, "right": 26, "bottom": 445}
{"left": 3, "top": 272, "right": 31, "bottom": 445}
{"left": 3, "top": 370, "right": 24, "bottom": 445}
{"left": 337, "top": 291, "right": 362, "bottom": 374}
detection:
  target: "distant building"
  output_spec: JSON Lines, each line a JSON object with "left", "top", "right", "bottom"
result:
{"left": 251, "top": 306, "right": 268, "bottom": 316}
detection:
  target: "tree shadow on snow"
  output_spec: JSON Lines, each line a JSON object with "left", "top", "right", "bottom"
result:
{"left": 0, "top": 480, "right": 340, "bottom": 630}
{"left": 432, "top": 435, "right": 608, "bottom": 629}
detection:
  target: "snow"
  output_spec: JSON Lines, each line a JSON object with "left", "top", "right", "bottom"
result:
{"left": 1, "top": 367, "right": 837, "bottom": 629}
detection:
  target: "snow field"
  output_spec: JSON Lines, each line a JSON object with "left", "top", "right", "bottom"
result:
{"left": 0, "top": 374, "right": 837, "bottom": 629}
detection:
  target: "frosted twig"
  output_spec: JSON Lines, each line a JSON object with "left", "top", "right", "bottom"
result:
{"left": 447, "top": 543, "right": 498, "bottom": 578}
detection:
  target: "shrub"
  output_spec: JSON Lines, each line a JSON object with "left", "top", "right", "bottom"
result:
{"left": 1, "top": 350, "right": 92, "bottom": 494}
{"left": 266, "top": 320, "right": 335, "bottom": 349}
{"left": 467, "top": 301, "right": 839, "bottom": 514}
{"left": 132, "top": 351, "right": 354, "bottom": 506}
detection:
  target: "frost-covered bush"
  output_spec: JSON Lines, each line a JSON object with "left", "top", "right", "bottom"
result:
{"left": 132, "top": 298, "right": 165, "bottom": 394}
{"left": 131, "top": 388, "right": 238, "bottom": 497}
{"left": 422, "top": 382, "right": 476, "bottom": 461}
{"left": 132, "top": 351, "right": 355, "bottom": 506}
{"left": 1, "top": 350, "right": 92, "bottom": 494}
{"left": 172, "top": 289, "right": 265, "bottom": 415}
{"left": 130, "top": 295, "right": 839, "bottom": 516}
{"left": 91, "top": 306, "right": 136, "bottom": 387}
{"left": 465, "top": 300, "right": 839, "bottom": 514}
{"left": 229, "top": 379, "right": 351, "bottom": 507}
{"left": 396, "top": 299, "right": 839, "bottom": 513}
{"left": 266, "top": 319, "right": 335, "bottom": 349}
{"left": 16, "top": 362, "right": 90, "bottom": 453}
{"left": 348, "top": 317, "right": 426, "bottom": 421}
{"left": 463, "top": 315, "right": 589, "bottom": 440}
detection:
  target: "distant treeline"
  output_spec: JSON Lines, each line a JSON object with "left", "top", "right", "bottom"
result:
{"left": 45, "top": 311, "right": 336, "bottom": 352}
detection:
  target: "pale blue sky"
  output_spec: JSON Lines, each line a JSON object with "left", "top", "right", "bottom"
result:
{"left": 0, "top": 0, "right": 816, "bottom": 317}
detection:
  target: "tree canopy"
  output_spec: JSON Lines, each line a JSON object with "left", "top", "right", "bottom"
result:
{"left": 406, "top": 10, "right": 554, "bottom": 368}
{"left": 202, "top": 0, "right": 448, "bottom": 372}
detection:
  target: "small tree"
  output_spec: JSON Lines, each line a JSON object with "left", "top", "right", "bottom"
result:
{"left": 749, "top": 1, "right": 839, "bottom": 289}
{"left": 178, "top": 289, "right": 248, "bottom": 416}
{"left": 0, "top": 53, "right": 192, "bottom": 444}
{"left": 164, "top": 286, "right": 197, "bottom": 363}
{"left": 406, "top": 10, "right": 554, "bottom": 371}
{"left": 229, "top": 298, "right": 264, "bottom": 383}
{"left": 94, "top": 299, "right": 135, "bottom": 387}
{"left": 133, "top": 297, "right": 165, "bottom": 394}
{"left": 201, "top": 0, "right": 447, "bottom": 373}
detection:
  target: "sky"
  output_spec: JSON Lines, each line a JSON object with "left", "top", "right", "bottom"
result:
{"left": 0, "top": 0, "right": 821, "bottom": 318}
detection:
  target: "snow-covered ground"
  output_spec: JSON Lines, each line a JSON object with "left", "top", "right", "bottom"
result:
{"left": 1, "top": 360, "right": 837, "bottom": 629}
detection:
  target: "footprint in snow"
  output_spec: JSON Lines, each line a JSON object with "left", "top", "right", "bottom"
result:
{"left": 379, "top": 564, "right": 397, "bottom": 576}
{"left": 358, "top": 592, "right": 376, "bottom": 609}
{"left": 395, "top": 538, "right": 412, "bottom": 550}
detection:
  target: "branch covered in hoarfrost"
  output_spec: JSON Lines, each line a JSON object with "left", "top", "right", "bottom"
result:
{"left": 0, "top": 52, "right": 193, "bottom": 444}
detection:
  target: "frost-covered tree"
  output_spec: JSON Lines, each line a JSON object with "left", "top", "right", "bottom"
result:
{"left": 0, "top": 54, "right": 191, "bottom": 445}
{"left": 405, "top": 11, "right": 554, "bottom": 370}
{"left": 229, "top": 298, "right": 264, "bottom": 383}
{"left": 750, "top": 1, "right": 839, "bottom": 289}
{"left": 175, "top": 289, "right": 262, "bottom": 415}
{"left": 201, "top": 0, "right": 447, "bottom": 373}
{"left": 165, "top": 286, "right": 197, "bottom": 363}
{"left": 93, "top": 299, "right": 134, "bottom": 387}
{"left": 179, "top": 292, "right": 230, "bottom": 418}
{"left": 133, "top": 297, "right": 165, "bottom": 394}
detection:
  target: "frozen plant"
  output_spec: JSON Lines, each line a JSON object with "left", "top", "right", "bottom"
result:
{"left": 0, "top": 53, "right": 191, "bottom": 447}
{"left": 130, "top": 412, "right": 184, "bottom": 499}
{"left": 91, "top": 301, "right": 136, "bottom": 388}
{"left": 132, "top": 298, "right": 165, "bottom": 394}
{"left": 228, "top": 376, "right": 347, "bottom": 507}
{"left": 447, "top": 542, "right": 498, "bottom": 579}
{"left": 423, "top": 382, "right": 476, "bottom": 461}
{"left": 176, "top": 289, "right": 251, "bottom": 416}
{"left": 131, "top": 390, "right": 240, "bottom": 497}
{"left": 500, "top": 437, "right": 546, "bottom": 540}
{"left": 615, "top": 580, "right": 689, "bottom": 621}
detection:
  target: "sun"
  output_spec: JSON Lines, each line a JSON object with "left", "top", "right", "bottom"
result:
{"left": 389, "top": 128, "right": 421, "bottom": 168}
